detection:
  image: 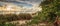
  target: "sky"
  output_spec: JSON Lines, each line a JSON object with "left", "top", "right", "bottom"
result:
{"left": 5, "top": 0, "right": 43, "bottom": 8}
{"left": 0, "top": 0, "right": 43, "bottom": 14}
{"left": 0, "top": 0, "right": 43, "bottom": 8}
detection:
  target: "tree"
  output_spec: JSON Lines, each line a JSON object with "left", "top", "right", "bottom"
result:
{"left": 40, "top": 0, "right": 60, "bottom": 26}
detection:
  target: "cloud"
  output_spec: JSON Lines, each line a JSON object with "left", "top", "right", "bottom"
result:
{"left": 6, "top": 0, "right": 43, "bottom": 5}
{"left": 17, "top": 0, "right": 43, "bottom": 4}
{"left": 17, "top": 0, "right": 43, "bottom": 6}
{"left": 0, "top": 0, "right": 43, "bottom": 8}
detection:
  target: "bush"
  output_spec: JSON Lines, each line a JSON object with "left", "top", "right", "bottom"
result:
{"left": 0, "top": 22, "right": 16, "bottom": 26}
{"left": 0, "top": 14, "right": 32, "bottom": 22}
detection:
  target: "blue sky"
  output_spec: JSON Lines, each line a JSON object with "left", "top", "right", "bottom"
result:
{"left": 0, "top": 0, "right": 43, "bottom": 8}
{"left": 11, "top": 1, "right": 33, "bottom": 8}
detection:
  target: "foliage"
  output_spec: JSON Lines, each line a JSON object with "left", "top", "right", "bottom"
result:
{"left": 28, "top": 0, "right": 60, "bottom": 24}
{"left": 0, "top": 14, "right": 32, "bottom": 22}
{"left": 0, "top": 22, "right": 16, "bottom": 26}
{"left": 39, "top": 0, "right": 60, "bottom": 23}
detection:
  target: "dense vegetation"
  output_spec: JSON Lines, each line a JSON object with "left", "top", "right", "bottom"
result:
{"left": 0, "top": 14, "right": 32, "bottom": 26}
{"left": 40, "top": 0, "right": 60, "bottom": 25}
{"left": 27, "top": 0, "right": 60, "bottom": 26}
{"left": 0, "top": 23, "right": 16, "bottom": 26}
{"left": 0, "top": 14, "right": 32, "bottom": 22}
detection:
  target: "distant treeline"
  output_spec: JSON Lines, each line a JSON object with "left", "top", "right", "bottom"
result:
{"left": 0, "top": 14, "right": 32, "bottom": 22}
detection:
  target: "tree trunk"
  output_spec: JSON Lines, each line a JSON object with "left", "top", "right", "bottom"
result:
{"left": 54, "top": 21, "right": 58, "bottom": 26}
{"left": 54, "top": 16, "right": 59, "bottom": 26}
